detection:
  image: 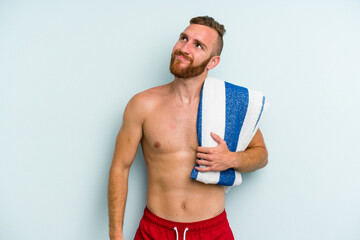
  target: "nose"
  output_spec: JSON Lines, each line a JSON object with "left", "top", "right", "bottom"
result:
{"left": 180, "top": 42, "right": 191, "bottom": 55}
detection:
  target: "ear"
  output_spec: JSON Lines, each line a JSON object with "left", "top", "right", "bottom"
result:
{"left": 206, "top": 56, "right": 220, "bottom": 70}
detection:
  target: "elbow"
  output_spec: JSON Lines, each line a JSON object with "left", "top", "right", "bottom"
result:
{"left": 258, "top": 147, "right": 268, "bottom": 169}
{"left": 261, "top": 157, "right": 268, "bottom": 169}
{"left": 261, "top": 149, "right": 269, "bottom": 168}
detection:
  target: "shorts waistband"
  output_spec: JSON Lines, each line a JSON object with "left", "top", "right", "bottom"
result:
{"left": 142, "top": 206, "right": 229, "bottom": 232}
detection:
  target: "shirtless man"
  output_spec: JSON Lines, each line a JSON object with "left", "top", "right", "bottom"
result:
{"left": 108, "top": 16, "right": 268, "bottom": 240}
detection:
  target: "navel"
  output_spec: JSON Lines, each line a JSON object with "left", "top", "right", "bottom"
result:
{"left": 154, "top": 141, "right": 161, "bottom": 148}
{"left": 180, "top": 201, "right": 186, "bottom": 210}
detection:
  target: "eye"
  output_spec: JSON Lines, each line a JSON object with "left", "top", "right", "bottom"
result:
{"left": 195, "top": 43, "right": 202, "bottom": 49}
{"left": 180, "top": 35, "right": 187, "bottom": 42}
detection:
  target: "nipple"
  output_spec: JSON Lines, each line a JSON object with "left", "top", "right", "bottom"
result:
{"left": 154, "top": 141, "right": 161, "bottom": 148}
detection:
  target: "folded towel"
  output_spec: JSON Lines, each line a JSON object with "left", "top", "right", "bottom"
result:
{"left": 190, "top": 77, "right": 269, "bottom": 188}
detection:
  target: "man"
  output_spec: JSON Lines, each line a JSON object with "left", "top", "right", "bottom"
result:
{"left": 108, "top": 16, "right": 268, "bottom": 240}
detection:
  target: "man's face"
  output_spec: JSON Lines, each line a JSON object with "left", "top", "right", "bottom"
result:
{"left": 169, "top": 24, "right": 218, "bottom": 78}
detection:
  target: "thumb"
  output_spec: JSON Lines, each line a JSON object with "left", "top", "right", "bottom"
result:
{"left": 210, "top": 132, "right": 223, "bottom": 144}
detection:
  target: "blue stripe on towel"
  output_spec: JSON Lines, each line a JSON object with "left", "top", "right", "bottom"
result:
{"left": 218, "top": 82, "right": 249, "bottom": 186}
{"left": 197, "top": 86, "right": 204, "bottom": 147}
{"left": 190, "top": 85, "right": 204, "bottom": 180}
{"left": 253, "top": 96, "right": 265, "bottom": 133}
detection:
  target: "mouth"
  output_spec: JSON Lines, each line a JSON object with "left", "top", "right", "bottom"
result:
{"left": 175, "top": 54, "right": 191, "bottom": 62}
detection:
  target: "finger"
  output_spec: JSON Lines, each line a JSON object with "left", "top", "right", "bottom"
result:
{"left": 197, "top": 146, "right": 213, "bottom": 153}
{"left": 210, "top": 132, "right": 224, "bottom": 144}
{"left": 196, "top": 153, "right": 212, "bottom": 160}
{"left": 196, "top": 159, "right": 211, "bottom": 166}
{"left": 195, "top": 166, "right": 212, "bottom": 172}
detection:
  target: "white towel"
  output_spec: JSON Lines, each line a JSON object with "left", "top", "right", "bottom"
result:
{"left": 190, "top": 77, "right": 269, "bottom": 189}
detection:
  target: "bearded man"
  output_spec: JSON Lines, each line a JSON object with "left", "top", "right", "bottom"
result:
{"left": 108, "top": 16, "right": 268, "bottom": 240}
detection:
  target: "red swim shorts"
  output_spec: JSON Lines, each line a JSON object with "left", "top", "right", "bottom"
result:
{"left": 134, "top": 207, "right": 234, "bottom": 240}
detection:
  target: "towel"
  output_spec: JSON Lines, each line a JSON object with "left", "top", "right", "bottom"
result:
{"left": 190, "top": 77, "right": 269, "bottom": 188}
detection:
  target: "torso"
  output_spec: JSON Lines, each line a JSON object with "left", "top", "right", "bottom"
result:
{"left": 139, "top": 83, "right": 225, "bottom": 222}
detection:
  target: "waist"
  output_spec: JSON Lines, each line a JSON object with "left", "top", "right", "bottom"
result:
{"left": 142, "top": 206, "right": 229, "bottom": 232}
{"left": 147, "top": 181, "right": 225, "bottom": 221}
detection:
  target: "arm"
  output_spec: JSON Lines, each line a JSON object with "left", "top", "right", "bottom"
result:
{"left": 232, "top": 129, "right": 268, "bottom": 172}
{"left": 195, "top": 129, "right": 268, "bottom": 173}
{"left": 108, "top": 96, "right": 144, "bottom": 240}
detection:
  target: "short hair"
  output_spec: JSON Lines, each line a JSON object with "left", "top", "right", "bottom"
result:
{"left": 190, "top": 16, "right": 226, "bottom": 56}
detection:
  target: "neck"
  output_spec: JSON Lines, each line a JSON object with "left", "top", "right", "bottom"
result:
{"left": 171, "top": 72, "right": 208, "bottom": 104}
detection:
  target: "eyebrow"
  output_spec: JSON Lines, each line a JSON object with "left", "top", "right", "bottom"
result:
{"left": 180, "top": 32, "right": 208, "bottom": 51}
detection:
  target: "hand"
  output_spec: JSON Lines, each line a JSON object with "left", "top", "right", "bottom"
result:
{"left": 195, "top": 132, "right": 237, "bottom": 172}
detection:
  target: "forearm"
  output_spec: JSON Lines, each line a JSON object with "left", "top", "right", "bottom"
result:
{"left": 232, "top": 146, "right": 268, "bottom": 173}
{"left": 108, "top": 168, "right": 129, "bottom": 240}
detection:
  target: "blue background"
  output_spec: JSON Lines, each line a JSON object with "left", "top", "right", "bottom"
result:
{"left": 1, "top": 0, "right": 360, "bottom": 239}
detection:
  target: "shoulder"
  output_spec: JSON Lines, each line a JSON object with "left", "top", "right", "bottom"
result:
{"left": 124, "top": 83, "right": 171, "bottom": 120}
{"left": 128, "top": 84, "right": 169, "bottom": 108}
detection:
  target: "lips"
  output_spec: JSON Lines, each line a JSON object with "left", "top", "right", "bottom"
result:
{"left": 176, "top": 54, "right": 191, "bottom": 61}
{"left": 174, "top": 50, "right": 193, "bottom": 63}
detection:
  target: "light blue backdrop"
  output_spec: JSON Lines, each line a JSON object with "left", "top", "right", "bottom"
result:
{"left": 1, "top": 0, "right": 359, "bottom": 239}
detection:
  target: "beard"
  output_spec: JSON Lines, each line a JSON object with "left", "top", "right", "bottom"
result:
{"left": 169, "top": 50, "right": 212, "bottom": 78}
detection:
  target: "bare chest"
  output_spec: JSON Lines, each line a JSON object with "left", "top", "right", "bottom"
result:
{"left": 142, "top": 102, "right": 199, "bottom": 153}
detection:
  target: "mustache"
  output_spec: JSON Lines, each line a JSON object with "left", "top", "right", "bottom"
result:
{"left": 173, "top": 50, "right": 193, "bottom": 63}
